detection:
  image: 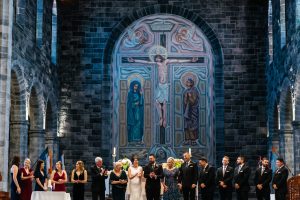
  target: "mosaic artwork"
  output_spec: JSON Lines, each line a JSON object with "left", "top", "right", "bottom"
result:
{"left": 112, "top": 14, "right": 215, "bottom": 163}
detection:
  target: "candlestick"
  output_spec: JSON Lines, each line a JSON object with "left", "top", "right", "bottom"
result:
{"left": 113, "top": 147, "right": 116, "bottom": 155}
{"left": 189, "top": 148, "right": 192, "bottom": 157}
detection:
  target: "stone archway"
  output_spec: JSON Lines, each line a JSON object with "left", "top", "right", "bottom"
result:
{"left": 103, "top": 5, "right": 224, "bottom": 165}
{"left": 279, "top": 78, "right": 294, "bottom": 173}
{"left": 28, "top": 84, "right": 45, "bottom": 161}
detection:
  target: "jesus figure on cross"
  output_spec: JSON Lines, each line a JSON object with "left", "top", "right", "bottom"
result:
{"left": 128, "top": 46, "right": 197, "bottom": 128}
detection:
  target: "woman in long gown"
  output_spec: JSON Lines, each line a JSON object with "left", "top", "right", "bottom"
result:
{"left": 34, "top": 160, "right": 47, "bottom": 191}
{"left": 19, "top": 158, "right": 34, "bottom": 200}
{"left": 110, "top": 162, "right": 128, "bottom": 200}
{"left": 51, "top": 161, "right": 67, "bottom": 191}
{"left": 128, "top": 157, "right": 143, "bottom": 200}
{"left": 11, "top": 156, "right": 21, "bottom": 200}
{"left": 162, "top": 157, "right": 181, "bottom": 200}
{"left": 71, "top": 160, "right": 88, "bottom": 200}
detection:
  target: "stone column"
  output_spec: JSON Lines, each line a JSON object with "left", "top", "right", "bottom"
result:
{"left": 0, "top": 0, "right": 14, "bottom": 192}
{"left": 279, "top": 129, "right": 294, "bottom": 175}
{"left": 28, "top": 130, "right": 45, "bottom": 162}
{"left": 9, "top": 121, "right": 29, "bottom": 163}
{"left": 293, "top": 121, "right": 300, "bottom": 175}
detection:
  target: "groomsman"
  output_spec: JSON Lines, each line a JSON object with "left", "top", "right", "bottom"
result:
{"left": 198, "top": 157, "right": 216, "bottom": 200}
{"left": 216, "top": 156, "right": 234, "bottom": 200}
{"left": 143, "top": 154, "right": 163, "bottom": 200}
{"left": 178, "top": 152, "right": 198, "bottom": 200}
{"left": 272, "top": 158, "right": 289, "bottom": 200}
{"left": 254, "top": 157, "right": 272, "bottom": 200}
{"left": 234, "top": 156, "right": 251, "bottom": 200}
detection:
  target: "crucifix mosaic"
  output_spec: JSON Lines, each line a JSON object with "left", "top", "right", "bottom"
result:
{"left": 112, "top": 14, "right": 215, "bottom": 163}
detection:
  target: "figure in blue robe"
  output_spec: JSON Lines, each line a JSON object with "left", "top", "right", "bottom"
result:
{"left": 127, "top": 81, "right": 144, "bottom": 142}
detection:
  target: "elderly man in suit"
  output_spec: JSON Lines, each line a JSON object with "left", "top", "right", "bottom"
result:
{"left": 198, "top": 157, "right": 215, "bottom": 200}
{"left": 216, "top": 156, "right": 234, "bottom": 200}
{"left": 272, "top": 158, "right": 289, "bottom": 200}
{"left": 178, "top": 152, "right": 198, "bottom": 200}
{"left": 90, "top": 157, "right": 108, "bottom": 200}
{"left": 143, "top": 154, "right": 163, "bottom": 200}
{"left": 234, "top": 156, "right": 251, "bottom": 200}
{"left": 254, "top": 157, "right": 272, "bottom": 200}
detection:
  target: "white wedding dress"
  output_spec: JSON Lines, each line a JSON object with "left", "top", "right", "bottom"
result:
{"left": 129, "top": 166, "right": 143, "bottom": 200}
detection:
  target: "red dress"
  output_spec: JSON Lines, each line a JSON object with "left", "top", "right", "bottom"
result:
{"left": 53, "top": 171, "right": 66, "bottom": 191}
{"left": 19, "top": 168, "right": 32, "bottom": 200}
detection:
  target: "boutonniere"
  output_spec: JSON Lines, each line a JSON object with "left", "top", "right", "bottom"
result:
{"left": 189, "top": 166, "right": 193, "bottom": 167}
{"left": 205, "top": 172, "right": 208, "bottom": 173}
{"left": 226, "top": 171, "right": 230, "bottom": 173}
{"left": 239, "top": 171, "right": 243, "bottom": 173}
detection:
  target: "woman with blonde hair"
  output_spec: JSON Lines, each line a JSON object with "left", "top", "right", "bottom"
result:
{"left": 51, "top": 161, "right": 67, "bottom": 191}
{"left": 71, "top": 161, "right": 88, "bottom": 200}
{"left": 19, "top": 158, "right": 34, "bottom": 200}
{"left": 162, "top": 157, "right": 181, "bottom": 200}
{"left": 110, "top": 162, "right": 128, "bottom": 200}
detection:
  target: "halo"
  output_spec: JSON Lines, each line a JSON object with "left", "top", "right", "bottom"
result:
{"left": 127, "top": 73, "right": 145, "bottom": 88}
{"left": 148, "top": 45, "right": 168, "bottom": 62}
{"left": 180, "top": 72, "right": 199, "bottom": 89}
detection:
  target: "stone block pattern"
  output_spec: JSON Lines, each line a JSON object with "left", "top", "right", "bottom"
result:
{"left": 59, "top": 0, "right": 268, "bottom": 181}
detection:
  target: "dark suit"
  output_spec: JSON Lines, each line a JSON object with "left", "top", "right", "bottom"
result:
{"left": 254, "top": 166, "right": 272, "bottom": 200}
{"left": 272, "top": 166, "right": 289, "bottom": 200}
{"left": 234, "top": 164, "right": 251, "bottom": 200}
{"left": 178, "top": 161, "right": 198, "bottom": 200}
{"left": 90, "top": 165, "right": 108, "bottom": 200}
{"left": 199, "top": 164, "right": 216, "bottom": 200}
{"left": 143, "top": 163, "right": 163, "bottom": 200}
{"left": 216, "top": 165, "right": 234, "bottom": 200}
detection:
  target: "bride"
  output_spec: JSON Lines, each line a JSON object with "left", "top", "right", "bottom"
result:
{"left": 128, "top": 156, "right": 143, "bottom": 200}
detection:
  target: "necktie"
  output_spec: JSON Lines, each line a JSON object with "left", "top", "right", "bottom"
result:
{"left": 261, "top": 167, "right": 264, "bottom": 175}
{"left": 223, "top": 166, "right": 226, "bottom": 176}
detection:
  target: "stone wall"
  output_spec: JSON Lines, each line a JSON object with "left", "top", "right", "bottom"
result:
{"left": 0, "top": 0, "right": 59, "bottom": 191}
{"left": 59, "top": 0, "right": 268, "bottom": 178}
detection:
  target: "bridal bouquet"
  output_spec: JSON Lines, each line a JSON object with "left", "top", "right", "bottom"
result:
{"left": 118, "top": 158, "right": 132, "bottom": 171}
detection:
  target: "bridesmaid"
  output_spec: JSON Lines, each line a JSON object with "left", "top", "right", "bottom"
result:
{"left": 51, "top": 161, "right": 67, "bottom": 191}
{"left": 162, "top": 157, "right": 181, "bottom": 200}
{"left": 19, "top": 158, "right": 34, "bottom": 200}
{"left": 110, "top": 162, "right": 128, "bottom": 200}
{"left": 11, "top": 156, "right": 21, "bottom": 200}
{"left": 34, "top": 160, "right": 47, "bottom": 191}
{"left": 71, "top": 160, "right": 87, "bottom": 200}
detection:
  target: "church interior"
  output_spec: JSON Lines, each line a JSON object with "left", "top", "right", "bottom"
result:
{"left": 1, "top": 0, "right": 300, "bottom": 199}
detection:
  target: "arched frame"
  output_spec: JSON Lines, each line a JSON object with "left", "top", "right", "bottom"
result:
{"left": 102, "top": 5, "right": 224, "bottom": 164}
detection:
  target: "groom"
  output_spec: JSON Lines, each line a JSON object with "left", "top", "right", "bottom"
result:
{"left": 143, "top": 154, "right": 163, "bottom": 200}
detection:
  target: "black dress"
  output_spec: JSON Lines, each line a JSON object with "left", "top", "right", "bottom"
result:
{"left": 73, "top": 170, "right": 86, "bottom": 200}
{"left": 11, "top": 169, "right": 20, "bottom": 200}
{"left": 34, "top": 170, "right": 47, "bottom": 191}
{"left": 110, "top": 170, "right": 128, "bottom": 200}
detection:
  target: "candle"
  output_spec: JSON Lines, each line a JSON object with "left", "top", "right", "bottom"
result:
{"left": 113, "top": 147, "right": 116, "bottom": 155}
{"left": 189, "top": 148, "right": 191, "bottom": 156}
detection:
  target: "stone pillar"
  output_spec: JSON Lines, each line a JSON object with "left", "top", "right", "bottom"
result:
{"left": 28, "top": 130, "right": 45, "bottom": 162}
{"left": 0, "top": 0, "right": 14, "bottom": 192}
{"left": 279, "top": 129, "right": 294, "bottom": 175}
{"left": 9, "top": 121, "right": 29, "bottom": 163}
{"left": 293, "top": 121, "right": 300, "bottom": 175}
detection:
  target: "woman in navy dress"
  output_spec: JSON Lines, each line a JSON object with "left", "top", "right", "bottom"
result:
{"left": 11, "top": 156, "right": 21, "bottom": 200}
{"left": 162, "top": 157, "right": 181, "bottom": 200}
{"left": 19, "top": 158, "right": 34, "bottom": 200}
{"left": 110, "top": 162, "right": 128, "bottom": 200}
{"left": 71, "top": 160, "right": 88, "bottom": 200}
{"left": 34, "top": 160, "right": 47, "bottom": 191}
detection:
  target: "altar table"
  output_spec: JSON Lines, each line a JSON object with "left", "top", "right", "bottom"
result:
{"left": 31, "top": 191, "right": 71, "bottom": 200}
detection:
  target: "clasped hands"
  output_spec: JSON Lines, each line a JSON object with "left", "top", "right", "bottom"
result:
{"left": 219, "top": 181, "right": 227, "bottom": 188}
{"left": 149, "top": 172, "right": 157, "bottom": 179}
